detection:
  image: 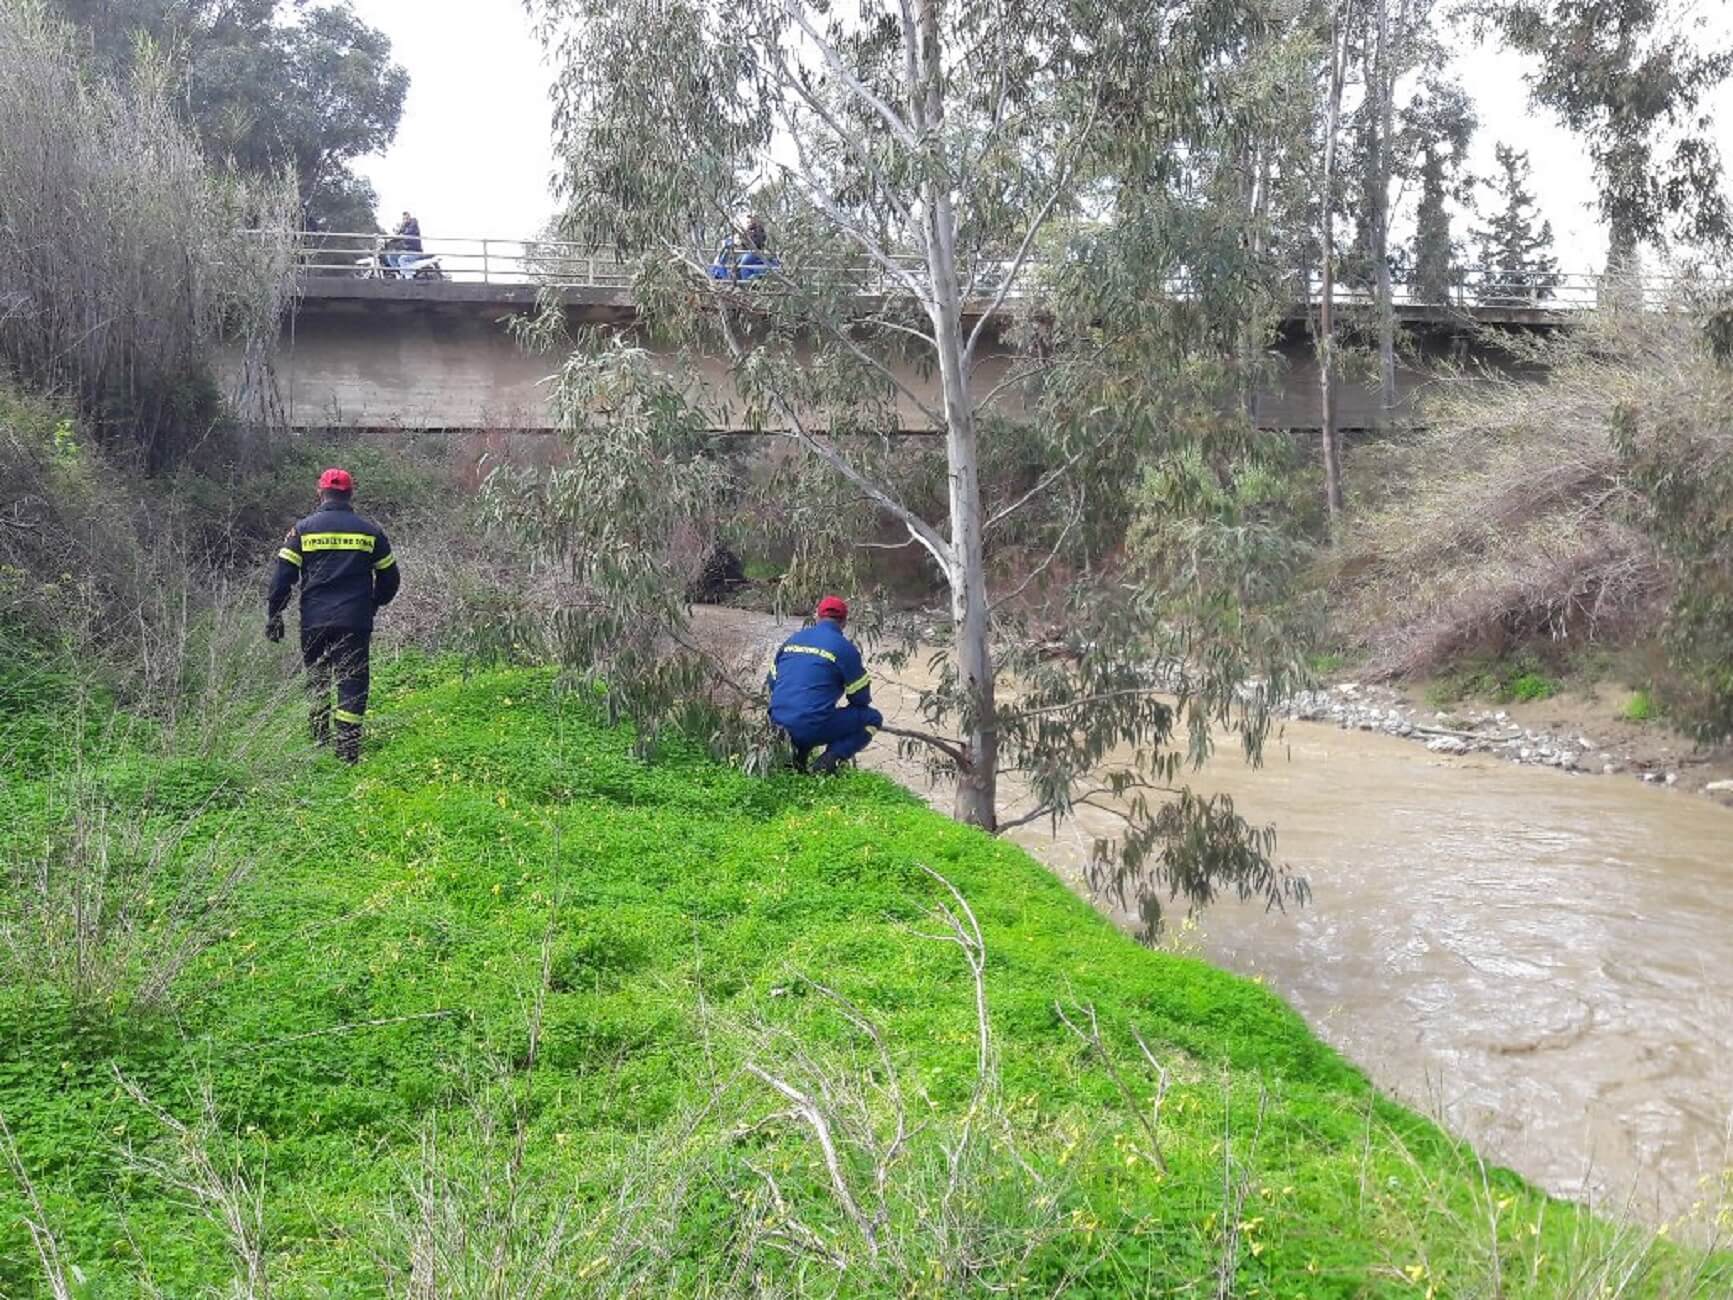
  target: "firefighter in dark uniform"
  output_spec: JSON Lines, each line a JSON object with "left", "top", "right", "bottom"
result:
{"left": 266, "top": 468, "right": 401, "bottom": 762}
{"left": 767, "top": 596, "right": 882, "bottom": 773}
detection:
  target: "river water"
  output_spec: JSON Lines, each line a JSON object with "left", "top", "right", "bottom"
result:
{"left": 702, "top": 610, "right": 1733, "bottom": 1224}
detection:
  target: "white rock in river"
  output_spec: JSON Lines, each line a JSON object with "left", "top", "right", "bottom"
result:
{"left": 1426, "top": 736, "right": 1470, "bottom": 755}
{"left": 1705, "top": 780, "right": 1733, "bottom": 793}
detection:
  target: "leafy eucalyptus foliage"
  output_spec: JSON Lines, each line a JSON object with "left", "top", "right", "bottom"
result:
{"left": 495, "top": 0, "right": 1321, "bottom": 933}
{"left": 1491, "top": 0, "right": 1731, "bottom": 268}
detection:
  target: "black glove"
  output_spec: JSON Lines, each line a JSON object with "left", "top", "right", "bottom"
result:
{"left": 265, "top": 615, "right": 285, "bottom": 643}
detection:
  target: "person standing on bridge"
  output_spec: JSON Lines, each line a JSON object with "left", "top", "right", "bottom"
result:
{"left": 266, "top": 468, "right": 401, "bottom": 763}
{"left": 767, "top": 596, "right": 882, "bottom": 774}
{"left": 390, "top": 211, "right": 422, "bottom": 269}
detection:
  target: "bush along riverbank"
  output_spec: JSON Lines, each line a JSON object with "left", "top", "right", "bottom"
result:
{"left": 1, "top": 658, "right": 1727, "bottom": 1296}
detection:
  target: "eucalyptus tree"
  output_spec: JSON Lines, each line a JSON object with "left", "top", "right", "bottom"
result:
{"left": 499, "top": 0, "right": 1317, "bottom": 931}
{"left": 1341, "top": 0, "right": 1467, "bottom": 418}
{"left": 1315, "top": 0, "right": 1356, "bottom": 518}
{"left": 1493, "top": 0, "right": 1731, "bottom": 270}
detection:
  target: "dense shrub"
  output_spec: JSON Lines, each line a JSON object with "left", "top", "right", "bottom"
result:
{"left": 1329, "top": 305, "right": 1728, "bottom": 711}
{"left": 1611, "top": 307, "right": 1733, "bottom": 741}
{"left": 0, "top": 0, "right": 295, "bottom": 469}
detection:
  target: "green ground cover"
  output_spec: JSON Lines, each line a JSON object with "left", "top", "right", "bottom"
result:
{"left": 0, "top": 660, "right": 1721, "bottom": 1296}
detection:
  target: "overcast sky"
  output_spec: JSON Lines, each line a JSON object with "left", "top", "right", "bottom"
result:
{"left": 348, "top": 0, "right": 1732, "bottom": 270}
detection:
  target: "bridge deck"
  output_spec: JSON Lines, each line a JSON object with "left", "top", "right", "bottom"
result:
{"left": 293, "top": 274, "right": 1575, "bottom": 329}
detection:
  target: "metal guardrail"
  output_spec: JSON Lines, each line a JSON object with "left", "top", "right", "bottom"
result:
{"left": 290, "top": 231, "right": 637, "bottom": 287}
{"left": 279, "top": 230, "right": 1673, "bottom": 311}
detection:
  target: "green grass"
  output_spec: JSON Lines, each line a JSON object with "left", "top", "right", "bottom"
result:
{"left": 1307, "top": 651, "right": 1346, "bottom": 676}
{"left": 1508, "top": 671, "right": 1558, "bottom": 703}
{"left": 0, "top": 661, "right": 1722, "bottom": 1296}
{"left": 1423, "top": 653, "right": 1562, "bottom": 708}
{"left": 1624, "top": 688, "right": 1659, "bottom": 722}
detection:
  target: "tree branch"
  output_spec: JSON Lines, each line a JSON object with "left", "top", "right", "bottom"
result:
{"left": 894, "top": 0, "right": 926, "bottom": 134}
{"left": 983, "top": 428, "right": 1113, "bottom": 532}
{"left": 779, "top": 0, "right": 919, "bottom": 149}
{"left": 773, "top": 140, "right": 932, "bottom": 308}
{"left": 989, "top": 490, "right": 1083, "bottom": 611}
{"left": 994, "top": 800, "right": 1059, "bottom": 834}
{"left": 962, "top": 98, "right": 1102, "bottom": 366}
{"left": 771, "top": 45, "right": 915, "bottom": 229}
{"left": 744, "top": 1062, "right": 879, "bottom": 1256}
{"left": 809, "top": 315, "right": 946, "bottom": 430}
{"left": 878, "top": 723, "right": 970, "bottom": 769}
{"left": 711, "top": 302, "right": 955, "bottom": 576}
{"left": 862, "top": 315, "right": 939, "bottom": 349}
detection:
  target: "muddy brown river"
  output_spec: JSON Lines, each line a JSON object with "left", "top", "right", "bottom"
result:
{"left": 702, "top": 609, "right": 1733, "bottom": 1225}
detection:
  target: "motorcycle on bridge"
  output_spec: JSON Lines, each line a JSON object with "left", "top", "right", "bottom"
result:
{"left": 355, "top": 236, "right": 445, "bottom": 282}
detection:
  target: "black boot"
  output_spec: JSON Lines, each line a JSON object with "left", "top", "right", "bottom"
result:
{"left": 335, "top": 722, "right": 361, "bottom": 764}
{"left": 811, "top": 751, "right": 842, "bottom": 775}
{"left": 791, "top": 746, "right": 811, "bottom": 774}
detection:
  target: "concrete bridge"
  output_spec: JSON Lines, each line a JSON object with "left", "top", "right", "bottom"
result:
{"left": 241, "top": 240, "right": 1598, "bottom": 434}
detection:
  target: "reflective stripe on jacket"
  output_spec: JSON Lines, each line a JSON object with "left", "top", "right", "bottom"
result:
{"left": 267, "top": 504, "right": 400, "bottom": 630}
{"left": 767, "top": 620, "right": 870, "bottom": 728}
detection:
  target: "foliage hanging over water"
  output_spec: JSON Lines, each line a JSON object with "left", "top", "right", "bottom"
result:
{"left": 492, "top": 0, "right": 1325, "bottom": 935}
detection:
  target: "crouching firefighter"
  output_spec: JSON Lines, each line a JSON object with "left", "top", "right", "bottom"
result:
{"left": 266, "top": 468, "right": 401, "bottom": 763}
{"left": 767, "top": 596, "right": 882, "bottom": 774}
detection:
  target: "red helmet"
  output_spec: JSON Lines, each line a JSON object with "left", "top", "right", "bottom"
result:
{"left": 318, "top": 467, "right": 353, "bottom": 493}
{"left": 815, "top": 595, "right": 849, "bottom": 621}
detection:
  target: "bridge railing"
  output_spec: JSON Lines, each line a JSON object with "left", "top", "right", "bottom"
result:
{"left": 290, "top": 231, "right": 638, "bottom": 286}
{"left": 282, "top": 230, "right": 1684, "bottom": 312}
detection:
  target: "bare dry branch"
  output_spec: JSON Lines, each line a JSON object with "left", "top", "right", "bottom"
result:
{"left": 743, "top": 1062, "right": 880, "bottom": 1257}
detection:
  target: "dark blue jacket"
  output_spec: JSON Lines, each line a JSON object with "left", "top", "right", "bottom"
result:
{"left": 768, "top": 620, "right": 871, "bottom": 727}
{"left": 267, "top": 502, "right": 400, "bottom": 631}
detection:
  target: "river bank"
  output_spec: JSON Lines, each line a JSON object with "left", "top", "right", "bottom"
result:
{"left": 16, "top": 658, "right": 1708, "bottom": 1293}
{"left": 1287, "top": 679, "right": 1733, "bottom": 802}
{"left": 696, "top": 606, "right": 1733, "bottom": 1231}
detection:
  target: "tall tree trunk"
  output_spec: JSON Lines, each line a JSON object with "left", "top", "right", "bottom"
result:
{"left": 1372, "top": 0, "right": 1397, "bottom": 422}
{"left": 915, "top": 0, "right": 997, "bottom": 829}
{"left": 1239, "top": 142, "right": 1271, "bottom": 424}
{"left": 1318, "top": 0, "right": 1352, "bottom": 522}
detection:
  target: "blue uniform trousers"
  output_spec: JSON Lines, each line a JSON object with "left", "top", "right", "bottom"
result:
{"left": 783, "top": 706, "right": 883, "bottom": 765}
